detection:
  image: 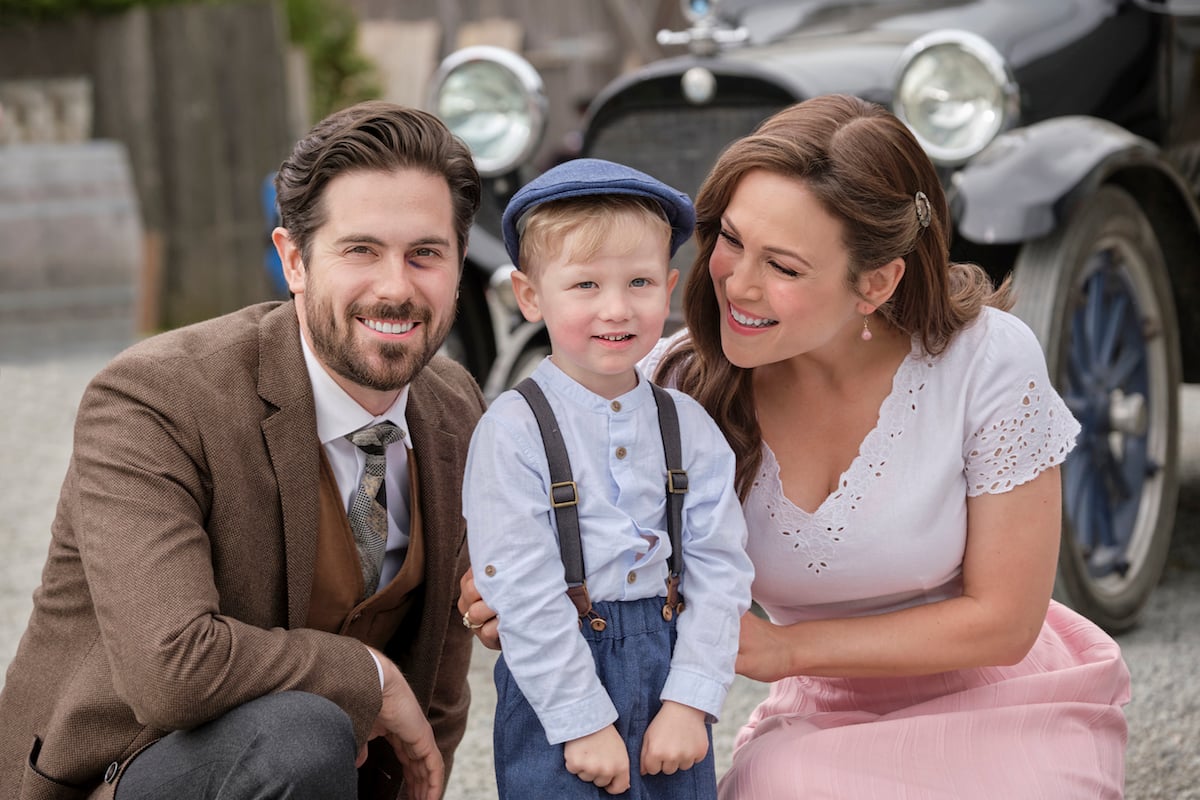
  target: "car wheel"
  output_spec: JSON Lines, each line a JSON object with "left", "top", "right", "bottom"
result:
{"left": 1011, "top": 184, "right": 1181, "bottom": 632}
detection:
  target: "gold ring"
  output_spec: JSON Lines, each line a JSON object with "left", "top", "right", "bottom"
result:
{"left": 462, "top": 612, "right": 482, "bottom": 630}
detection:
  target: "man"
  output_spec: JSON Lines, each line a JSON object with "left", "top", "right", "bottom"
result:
{"left": 0, "top": 102, "right": 484, "bottom": 800}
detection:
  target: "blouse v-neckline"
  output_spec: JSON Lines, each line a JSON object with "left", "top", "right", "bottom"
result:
{"left": 760, "top": 338, "right": 929, "bottom": 519}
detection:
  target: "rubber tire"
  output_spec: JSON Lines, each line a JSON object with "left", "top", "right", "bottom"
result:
{"left": 1012, "top": 185, "right": 1181, "bottom": 633}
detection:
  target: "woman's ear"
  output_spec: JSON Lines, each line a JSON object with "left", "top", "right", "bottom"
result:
{"left": 857, "top": 257, "right": 905, "bottom": 313}
{"left": 509, "top": 269, "right": 544, "bottom": 323}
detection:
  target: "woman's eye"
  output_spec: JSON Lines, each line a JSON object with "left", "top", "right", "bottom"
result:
{"left": 769, "top": 260, "right": 800, "bottom": 278}
{"left": 718, "top": 230, "right": 742, "bottom": 248}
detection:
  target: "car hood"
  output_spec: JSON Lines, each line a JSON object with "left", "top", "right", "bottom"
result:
{"left": 716, "top": 0, "right": 1123, "bottom": 101}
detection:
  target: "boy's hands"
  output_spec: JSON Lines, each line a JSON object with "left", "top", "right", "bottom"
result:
{"left": 564, "top": 725, "right": 631, "bottom": 794}
{"left": 640, "top": 701, "right": 709, "bottom": 776}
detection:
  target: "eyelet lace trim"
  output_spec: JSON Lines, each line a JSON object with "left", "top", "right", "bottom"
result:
{"left": 750, "top": 347, "right": 932, "bottom": 576}
{"left": 964, "top": 378, "right": 1078, "bottom": 496}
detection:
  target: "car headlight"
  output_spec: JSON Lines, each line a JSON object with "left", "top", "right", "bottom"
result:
{"left": 429, "top": 46, "right": 548, "bottom": 177}
{"left": 893, "top": 30, "right": 1018, "bottom": 166}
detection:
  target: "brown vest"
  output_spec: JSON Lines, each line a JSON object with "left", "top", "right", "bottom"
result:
{"left": 307, "top": 448, "right": 424, "bottom": 646}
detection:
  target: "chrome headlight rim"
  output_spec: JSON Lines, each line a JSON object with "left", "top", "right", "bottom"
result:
{"left": 893, "top": 29, "right": 1020, "bottom": 167}
{"left": 429, "top": 45, "right": 548, "bottom": 178}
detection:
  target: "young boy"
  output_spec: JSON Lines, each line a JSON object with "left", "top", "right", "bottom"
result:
{"left": 462, "top": 159, "right": 754, "bottom": 798}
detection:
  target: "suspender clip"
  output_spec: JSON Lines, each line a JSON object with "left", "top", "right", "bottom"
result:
{"left": 662, "top": 573, "right": 684, "bottom": 621}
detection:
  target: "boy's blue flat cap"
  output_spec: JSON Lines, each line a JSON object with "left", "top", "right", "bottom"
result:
{"left": 501, "top": 158, "right": 696, "bottom": 268}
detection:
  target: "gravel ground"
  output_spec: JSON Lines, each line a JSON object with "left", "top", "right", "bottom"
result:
{"left": 1, "top": 317, "right": 1196, "bottom": 799}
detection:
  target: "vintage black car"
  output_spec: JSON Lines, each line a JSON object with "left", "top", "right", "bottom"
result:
{"left": 428, "top": 0, "right": 1200, "bottom": 632}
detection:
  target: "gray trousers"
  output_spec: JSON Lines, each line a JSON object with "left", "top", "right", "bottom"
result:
{"left": 115, "top": 691, "right": 358, "bottom": 800}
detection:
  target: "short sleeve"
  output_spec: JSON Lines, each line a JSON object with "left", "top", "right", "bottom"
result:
{"left": 962, "top": 311, "right": 1082, "bottom": 497}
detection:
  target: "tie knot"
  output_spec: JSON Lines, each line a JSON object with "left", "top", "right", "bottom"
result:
{"left": 347, "top": 421, "right": 403, "bottom": 454}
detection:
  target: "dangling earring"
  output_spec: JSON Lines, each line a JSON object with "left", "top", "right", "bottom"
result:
{"left": 861, "top": 316, "right": 873, "bottom": 342}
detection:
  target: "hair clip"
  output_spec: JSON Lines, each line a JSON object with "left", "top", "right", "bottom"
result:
{"left": 914, "top": 191, "right": 931, "bottom": 229}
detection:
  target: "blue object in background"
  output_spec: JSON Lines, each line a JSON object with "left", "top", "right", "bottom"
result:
{"left": 261, "top": 172, "right": 288, "bottom": 297}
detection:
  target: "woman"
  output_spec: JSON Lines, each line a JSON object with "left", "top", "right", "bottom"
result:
{"left": 461, "top": 94, "right": 1131, "bottom": 798}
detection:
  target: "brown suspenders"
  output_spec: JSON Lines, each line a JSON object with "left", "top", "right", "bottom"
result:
{"left": 514, "top": 378, "right": 688, "bottom": 631}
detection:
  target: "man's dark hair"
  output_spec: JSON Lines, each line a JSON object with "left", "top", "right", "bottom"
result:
{"left": 275, "top": 101, "right": 481, "bottom": 266}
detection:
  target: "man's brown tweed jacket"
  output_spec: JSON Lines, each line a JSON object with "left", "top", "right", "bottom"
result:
{"left": 0, "top": 301, "right": 483, "bottom": 800}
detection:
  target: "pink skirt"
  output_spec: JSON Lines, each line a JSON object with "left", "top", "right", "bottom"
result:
{"left": 718, "top": 601, "right": 1131, "bottom": 799}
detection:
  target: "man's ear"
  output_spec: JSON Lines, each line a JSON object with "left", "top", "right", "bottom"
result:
{"left": 273, "top": 228, "right": 306, "bottom": 296}
{"left": 857, "top": 257, "right": 905, "bottom": 313}
{"left": 509, "top": 269, "right": 543, "bottom": 323}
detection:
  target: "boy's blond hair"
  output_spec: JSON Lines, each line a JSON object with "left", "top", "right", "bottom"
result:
{"left": 516, "top": 194, "right": 672, "bottom": 276}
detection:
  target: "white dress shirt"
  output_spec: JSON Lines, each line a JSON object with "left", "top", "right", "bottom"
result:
{"left": 299, "top": 331, "right": 413, "bottom": 591}
{"left": 464, "top": 358, "right": 754, "bottom": 744}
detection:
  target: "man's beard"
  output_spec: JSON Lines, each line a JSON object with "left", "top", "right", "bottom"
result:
{"left": 305, "top": 294, "right": 454, "bottom": 392}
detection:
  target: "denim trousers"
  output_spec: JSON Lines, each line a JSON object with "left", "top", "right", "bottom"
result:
{"left": 493, "top": 596, "right": 717, "bottom": 800}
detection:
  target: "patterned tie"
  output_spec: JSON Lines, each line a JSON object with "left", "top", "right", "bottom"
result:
{"left": 345, "top": 420, "right": 404, "bottom": 597}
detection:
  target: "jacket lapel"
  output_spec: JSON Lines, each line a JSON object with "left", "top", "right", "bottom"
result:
{"left": 256, "top": 302, "right": 322, "bottom": 629}
{"left": 405, "top": 371, "right": 463, "bottom": 624}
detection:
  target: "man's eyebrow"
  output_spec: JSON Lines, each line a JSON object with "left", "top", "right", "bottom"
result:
{"left": 332, "top": 234, "right": 452, "bottom": 248}
{"left": 411, "top": 235, "right": 452, "bottom": 248}
{"left": 333, "top": 233, "right": 385, "bottom": 247}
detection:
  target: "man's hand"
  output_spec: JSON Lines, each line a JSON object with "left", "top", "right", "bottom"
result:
{"left": 457, "top": 567, "right": 500, "bottom": 650}
{"left": 640, "top": 701, "right": 708, "bottom": 776}
{"left": 361, "top": 647, "right": 444, "bottom": 800}
{"left": 563, "top": 725, "right": 631, "bottom": 795}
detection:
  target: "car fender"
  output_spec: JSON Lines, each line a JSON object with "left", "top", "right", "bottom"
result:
{"left": 954, "top": 115, "right": 1200, "bottom": 382}
{"left": 951, "top": 116, "right": 1168, "bottom": 245}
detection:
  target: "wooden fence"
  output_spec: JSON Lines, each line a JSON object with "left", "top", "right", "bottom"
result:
{"left": 0, "top": 1, "right": 294, "bottom": 330}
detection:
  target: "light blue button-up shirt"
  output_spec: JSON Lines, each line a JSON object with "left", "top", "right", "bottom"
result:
{"left": 464, "top": 358, "right": 753, "bottom": 744}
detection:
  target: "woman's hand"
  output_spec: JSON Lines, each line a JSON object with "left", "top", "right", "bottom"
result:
{"left": 735, "top": 610, "right": 793, "bottom": 683}
{"left": 457, "top": 567, "right": 501, "bottom": 650}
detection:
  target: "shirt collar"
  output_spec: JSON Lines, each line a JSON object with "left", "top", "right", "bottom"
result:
{"left": 300, "top": 328, "right": 412, "bottom": 448}
{"left": 531, "top": 357, "right": 654, "bottom": 411}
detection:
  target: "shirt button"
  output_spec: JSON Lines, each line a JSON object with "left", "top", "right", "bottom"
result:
{"left": 626, "top": 571, "right": 637, "bottom": 584}
{"left": 615, "top": 446, "right": 627, "bottom": 459}
{"left": 610, "top": 400, "right": 622, "bottom": 412}
{"left": 485, "top": 565, "right": 496, "bottom": 577}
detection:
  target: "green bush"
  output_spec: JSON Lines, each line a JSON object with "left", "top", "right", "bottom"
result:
{"left": 284, "top": 0, "right": 380, "bottom": 122}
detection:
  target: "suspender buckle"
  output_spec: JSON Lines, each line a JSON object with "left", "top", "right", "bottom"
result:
{"left": 667, "top": 469, "right": 688, "bottom": 494}
{"left": 550, "top": 480, "right": 579, "bottom": 508}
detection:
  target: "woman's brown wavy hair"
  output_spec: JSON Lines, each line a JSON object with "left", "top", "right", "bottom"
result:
{"left": 655, "top": 94, "right": 1010, "bottom": 498}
